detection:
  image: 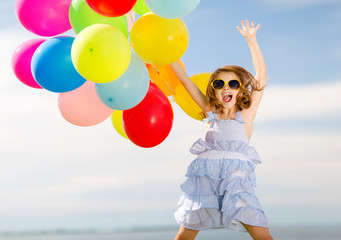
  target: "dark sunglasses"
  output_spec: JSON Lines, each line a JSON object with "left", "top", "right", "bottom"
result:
{"left": 211, "top": 79, "right": 241, "bottom": 90}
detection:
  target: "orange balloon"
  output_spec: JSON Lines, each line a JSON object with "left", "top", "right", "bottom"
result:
{"left": 146, "top": 59, "right": 185, "bottom": 97}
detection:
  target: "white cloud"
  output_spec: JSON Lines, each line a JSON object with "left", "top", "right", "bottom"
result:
{"left": 252, "top": 130, "right": 341, "bottom": 207}
{"left": 256, "top": 81, "right": 341, "bottom": 122}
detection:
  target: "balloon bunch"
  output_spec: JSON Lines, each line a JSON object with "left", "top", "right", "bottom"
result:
{"left": 11, "top": 0, "right": 207, "bottom": 148}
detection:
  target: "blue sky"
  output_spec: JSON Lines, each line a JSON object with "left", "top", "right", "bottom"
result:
{"left": 182, "top": 0, "right": 341, "bottom": 84}
{"left": 0, "top": 0, "right": 341, "bottom": 232}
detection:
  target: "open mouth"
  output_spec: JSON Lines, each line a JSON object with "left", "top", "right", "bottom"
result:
{"left": 223, "top": 93, "right": 232, "bottom": 103}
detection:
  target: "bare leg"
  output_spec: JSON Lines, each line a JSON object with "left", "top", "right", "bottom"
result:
{"left": 174, "top": 226, "right": 199, "bottom": 240}
{"left": 240, "top": 222, "right": 274, "bottom": 240}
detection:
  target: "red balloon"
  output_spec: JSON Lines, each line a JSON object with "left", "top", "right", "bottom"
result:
{"left": 85, "top": 0, "right": 137, "bottom": 17}
{"left": 123, "top": 83, "right": 173, "bottom": 148}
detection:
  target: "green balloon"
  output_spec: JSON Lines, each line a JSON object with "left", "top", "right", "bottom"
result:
{"left": 69, "top": 0, "right": 128, "bottom": 38}
{"left": 133, "top": 0, "right": 150, "bottom": 15}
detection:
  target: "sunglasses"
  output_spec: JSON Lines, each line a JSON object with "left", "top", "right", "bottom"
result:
{"left": 211, "top": 79, "right": 241, "bottom": 90}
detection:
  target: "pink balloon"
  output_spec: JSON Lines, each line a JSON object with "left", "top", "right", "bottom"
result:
{"left": 11, "top": 39, "right": 45, "bottom": 89}
{"left": 15, "top": 0, "right": 72, "bottom": 37}
{"left": 58, "top": 81, "right": 113, "bottom": 126}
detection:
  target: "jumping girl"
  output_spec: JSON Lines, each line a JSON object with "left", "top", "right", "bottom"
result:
{"left": 170, "top": 20, "right": 274, "bottom": 240}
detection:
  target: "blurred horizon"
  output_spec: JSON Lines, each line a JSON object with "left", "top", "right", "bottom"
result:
{"left": 1, "top": 225, "right": 341, "bottom": 240}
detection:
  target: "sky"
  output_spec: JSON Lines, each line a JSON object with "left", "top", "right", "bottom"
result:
{"left": 1, "top": 0, "right": 341, "bottom": 232}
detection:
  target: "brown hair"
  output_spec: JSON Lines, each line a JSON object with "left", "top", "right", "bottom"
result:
{"left": 206, "top": 65, "right": 265, "bottom": 115}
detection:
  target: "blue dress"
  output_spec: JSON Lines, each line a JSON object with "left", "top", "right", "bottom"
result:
{"left": 174, "top": 111, "right": 268, "bottom": 232}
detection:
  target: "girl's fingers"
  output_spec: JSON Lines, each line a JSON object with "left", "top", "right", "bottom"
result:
{"left": 246, "top": 19, "right": 250, "bottom": 28}
{"left": 236, "top": 25, "right": 243, "bottom": 34}
{"left": 240, "top": 20, "right": 260, "bottom": 33}
{"left": 241, "top": 20, "right": 246, "bottom": 29}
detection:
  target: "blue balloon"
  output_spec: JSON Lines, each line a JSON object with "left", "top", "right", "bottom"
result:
{"left": 145, "top": 0, "right": 200, "bottom": 19}
{"left": 95, "top": 55, "right": 150, "bottom": 110}
{"left": 31, "top": 36, "right": 86, "bottom": 93}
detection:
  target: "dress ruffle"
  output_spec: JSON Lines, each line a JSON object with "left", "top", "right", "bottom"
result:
{"left": 178, "top": 172, "right": 260, "bottom": 213}
{"left": 190, "top": 138, "right": 261, "bottom": 164}
{"left": 181, "top": 174, "right": 255, "bottom": 197}
{"left": 174, "top": 206, "right": 268, "bottom": 231}
{"left": 177, "top": 191, "right": 263, "bottom": 213}
{"left": 175, "top": 138, "right": 268, "bottom": 232}
{"left": 185, "top": 158, "right": 257, "bottom": 182}
{"left": 175, "top": 171, "right": 268, "bottom": 231}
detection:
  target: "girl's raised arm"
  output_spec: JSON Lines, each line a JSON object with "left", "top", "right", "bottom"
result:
{"left": 170, "top": 62, "right": 211, "bottom": 114}
{"left": 237, "top": 20, "right": 267, "bottom": 122}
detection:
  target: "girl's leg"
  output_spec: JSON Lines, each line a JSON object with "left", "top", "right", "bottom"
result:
{"left": 174, "top": 226, "right": 199, "bottom": 240}
{"left": 240, "top": 222, "right": 274, "bottom": 240}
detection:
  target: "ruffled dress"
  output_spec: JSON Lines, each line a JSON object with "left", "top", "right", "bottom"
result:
{"left": 174, "top": 111, "right": 268, "bottom": 232}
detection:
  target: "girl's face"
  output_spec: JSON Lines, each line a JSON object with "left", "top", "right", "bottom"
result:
{"left": 214, "top": 72, "right": 241, "bottom": 109}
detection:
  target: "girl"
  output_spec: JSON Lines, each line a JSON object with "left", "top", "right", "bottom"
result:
{"left": 170, "top": 20, "right": 273, "bottom": 240}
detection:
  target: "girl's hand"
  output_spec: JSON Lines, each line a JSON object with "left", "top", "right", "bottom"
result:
{"left": 237, "top": 20, "right": 260, "bottom": 40}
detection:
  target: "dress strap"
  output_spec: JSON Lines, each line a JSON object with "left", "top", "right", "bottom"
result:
{"left": 202, "top": 111, "right": 217, "bottom": 123}
{"left": 236, "top": 111, "right": 247, "bottom": 124}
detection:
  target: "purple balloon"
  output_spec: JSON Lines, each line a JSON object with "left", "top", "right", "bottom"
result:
{"left": 15, "top": 0, "right": 72, "bottom": 37}
{"left": 11, "top": 39, "right": 45, "bottom": 89}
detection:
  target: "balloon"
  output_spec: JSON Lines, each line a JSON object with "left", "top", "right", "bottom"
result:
{"left": 123, "top": 83, "right": 173, "bottom": 148}
{"left": 146, "top": 59, "right": 185, "bottom": 97}
{"left": 58, "top": 81, "right": 113, "bottom": 126}
{"left": 69, "top": 0, "right": 128, "bottom": 37}
{"left": 96, "top": 55, "right": 150, "bottom": 110}
{"left": 133, "top": 0, "right": 150, "bottom": 15}
{"left": 11, "top": 39, "right": 45, "bottom": 89}
{"left": 145, "top": 0, "right": 200, "bottom": 19}
{"left": 174, "top": 72, "right": 211, "bottom": 121}
{"left": 85, "top": 0, "right": 137, "bottom": 17}
{"left": 31, "top": 36, "right": 86, "bottom": 93}
{"left": 15, "top": 0, "right": 72, "bottom": 37}
{"left": 111, "top": 110, "right": 128, "bottom": 139}
{"left": 130, "top": 13, "right": 189, "bottom": 65}
{"left": 71, "top": 24, "right": 131, "bottom": 83}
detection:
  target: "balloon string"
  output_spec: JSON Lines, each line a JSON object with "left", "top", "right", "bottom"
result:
{"left": 126, "top": 11, "right": 174, "bottom": 97}
{"left": 127, "top": 12, "right": 135, "bottom": 45}
{"left": 152, "top": 65, "right": 175, "bottom": 96}
{"left": 128, "top": 11, "right": 135, "bottom": 24}
{"left": 126, "top": 11, "right": 175, "bottom": 97}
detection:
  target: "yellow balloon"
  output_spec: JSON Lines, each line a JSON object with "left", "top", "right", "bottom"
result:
{"left": 130, "top": 13, "right": 189, "bottom": 65}
{"left": 174, "top": 72, "right": 211, "bottom": 121}
{"left": 111, "top": 110, "right": 128, "bottom": 139}
{"left": 71, "top": 24, "right": 131, "bottom": 83}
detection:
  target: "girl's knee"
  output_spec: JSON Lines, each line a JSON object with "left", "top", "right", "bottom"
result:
{"left": 174, "top": 233, "right": 192, "bottom": 240}
{"left": 264, "top": 236, "right": 274, "bottom": 240}
{"left": 174, "top": 233, "right": 186, "bottom": 240}
{"left": 254, "top": 232, "right": 274, "bottom": 240}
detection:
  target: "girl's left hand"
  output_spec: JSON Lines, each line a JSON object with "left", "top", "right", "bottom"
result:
{"left": 237, "top": 20, "right": 260, "bottom": 39}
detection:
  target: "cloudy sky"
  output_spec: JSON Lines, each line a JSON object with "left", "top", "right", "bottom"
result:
{"left": 1, "top": 0, "right": 341, "bottom": 232}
